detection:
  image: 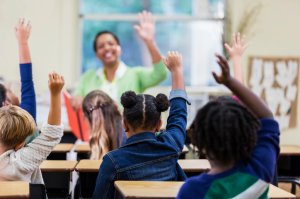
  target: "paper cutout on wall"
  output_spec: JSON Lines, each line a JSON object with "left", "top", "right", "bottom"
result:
{"left": 248, "top": 57, "right": 299, "bottom": 130}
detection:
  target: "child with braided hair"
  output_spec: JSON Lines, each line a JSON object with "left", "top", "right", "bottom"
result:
{"left": 92, "top": 51, "right": 190, "bottom": 199}
{"left": 177, "top": 54, "right": 279, "bottom": 199}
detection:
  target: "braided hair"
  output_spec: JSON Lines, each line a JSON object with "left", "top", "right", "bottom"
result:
{"left": 190, "top": 96, "right": 260, "bottom": 165}
{"left": 121, "top": 91, "right": 169, "bottom": 131}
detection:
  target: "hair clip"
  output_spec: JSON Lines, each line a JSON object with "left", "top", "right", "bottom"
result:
{"left": 88, "top": 104, "right": 103, "bottom": 114}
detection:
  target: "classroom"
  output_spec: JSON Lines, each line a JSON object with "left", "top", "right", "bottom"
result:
{"left": 0, "top": 0, "right": 299, "bottom": 198}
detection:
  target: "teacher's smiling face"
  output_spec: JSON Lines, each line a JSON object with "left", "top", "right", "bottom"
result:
{"left": 95, "top": 33, "right": 121, "bottom": 67}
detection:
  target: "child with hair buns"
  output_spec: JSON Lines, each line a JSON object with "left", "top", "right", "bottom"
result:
{"left": 92, "top": 51, "right": 190, "bottom": 199}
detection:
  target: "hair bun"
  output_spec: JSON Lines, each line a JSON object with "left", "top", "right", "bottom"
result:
{"left": 121, "top": 91, "right": 138, "bottom": 108}
{"left": 155, "top": 93, "right": 170, "bottom": 112}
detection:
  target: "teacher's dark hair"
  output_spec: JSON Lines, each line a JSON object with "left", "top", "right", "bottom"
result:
{"left": 93, "top": 31, "right": 120, "bottom": 52}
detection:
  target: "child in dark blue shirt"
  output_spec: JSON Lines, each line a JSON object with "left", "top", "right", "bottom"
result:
{"left": 177, "top": 52, "right": 279, "bottom": 199}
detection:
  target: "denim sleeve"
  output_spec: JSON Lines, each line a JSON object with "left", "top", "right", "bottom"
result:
{"left": 246, "top": 118, "right": 280, "bottom": 183}
{"left": 165, "top": 90, "right": 190, "bottom": 152}
{"left": 20, "top": 63, "right": 36, "bottom": 121}
{"left": 92, "top": 154, "right": 117, "bottom": 199}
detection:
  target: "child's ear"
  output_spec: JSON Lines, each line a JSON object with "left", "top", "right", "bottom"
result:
{"left": 155, "top": 119, "right": 163, "bottom": 132}
{"left": 123, "top": 119, "right": 129, "bottom": 132}
{"left": 14, "top": 141, "right": 25, "bottom": 151}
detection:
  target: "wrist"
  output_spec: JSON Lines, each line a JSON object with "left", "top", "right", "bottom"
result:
{"left": 171, "top": 68, "right": 183, "bottom": 75}
{"left": 224, "top": 76, "right": 235, "bottom": 87}
{"left": 144, "top": 38, "right": 155, "bottom": 45}
{"left": 18, "top": 41, "right": 28, "bottom": 46}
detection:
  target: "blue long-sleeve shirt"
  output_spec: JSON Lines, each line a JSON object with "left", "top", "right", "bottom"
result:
{"left": 92, "top": 90, "right": 190, "bottom": 199}
{"left": 20, "top": 63, "right": 38, "bottom": 144}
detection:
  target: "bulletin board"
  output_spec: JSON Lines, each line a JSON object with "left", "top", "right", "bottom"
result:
{"left": 248, "top": 57, "right": 299, "bottom": 130}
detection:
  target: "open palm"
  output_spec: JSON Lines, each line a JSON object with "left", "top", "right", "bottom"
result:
{"left": 134, "top": 11, "right": 155, "bottom": 42}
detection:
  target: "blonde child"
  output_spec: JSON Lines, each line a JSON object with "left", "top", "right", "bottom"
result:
{"left": 0, "top": 72, "right": 64, "bottom": 183}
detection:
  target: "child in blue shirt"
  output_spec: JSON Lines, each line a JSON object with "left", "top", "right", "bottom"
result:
{"left": 92, "top": 51, "right": 190, "bottom": 199}
{"left": 177, "top": 52, "right": 279, "bottom": 199}
{"left": 0, "top": 19, "right": 38, "bottom": 143}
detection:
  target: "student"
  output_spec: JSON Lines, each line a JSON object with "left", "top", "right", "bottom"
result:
{"left": 0, "top": 72, "right": 64, "bottom": 183}
{"left": 0, "top": 19, "right": 38, "bottom": 144}
{"left": 92, "top": 51, "right": 190, "bottom": 199}
{"left": 71, "top": 11, "right": 167, "bottom": 108}
{"left": 177, "top": 54, "right": 279, "bottom": 199}
{"left": 82, "top": 90, "right": 125, "bottom": 160}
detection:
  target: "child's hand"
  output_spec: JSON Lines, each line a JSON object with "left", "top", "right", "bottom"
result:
{"left": 15, "top": 18, "right": 31, "bottom": 44}
{"left": 48, "top": 72, "right": 64, "bottom": 96}
{"left": 164, "top": 51, "right": 183, "bottom": 73}
{"left": 134, "top": 11, "right": 155, "bottom": 42}
{"left": 212, "top": 54, "right": 232, "bottom": 85}
{"left": 224, "top": 32, "right": 248, "bottom": 58}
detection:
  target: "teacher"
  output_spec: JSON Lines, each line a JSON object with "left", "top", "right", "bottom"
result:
{"left": 71, "top": 11, "right": 167, "bottom": 109}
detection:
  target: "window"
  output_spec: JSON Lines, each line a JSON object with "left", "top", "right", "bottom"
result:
{"left": 79, "top": 0, "right": 225, "bottom": 86}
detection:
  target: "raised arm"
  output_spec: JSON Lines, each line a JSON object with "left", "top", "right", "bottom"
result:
{"left": 18, "top": 72, "right": 64, "bottom": 170}
{"left": 134, "top": 11, "right": 161, "bottom": 63}
{"left": 212, "top": 54, "right": 273, "bottom": 118}
{"left": 134, "top": 11, "right": 167, "bottom": 91}
{"left": 15, "top": 18, "right": 36, "bottom": 121}
{"left": 163, "top": 52, "right": 189, "bottom": 151}
{"left": 224, "top": 33, "right": 248, "bottom": 83}
{"left": 48, "top": 72, "right": 64, "bottom": 125}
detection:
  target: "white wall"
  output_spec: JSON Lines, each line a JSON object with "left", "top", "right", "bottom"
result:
{"left": 0, "top": 0, "right": 79, "bottom": 95}
{"left": 230, "top": 0, "right": 300, "bottom": 145}
{"left": 0, "top": 0, "right": 300, "bottom": 145}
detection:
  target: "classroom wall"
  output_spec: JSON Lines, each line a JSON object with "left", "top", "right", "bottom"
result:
{"left": 229, "top": 0, "right": 300, "bottom": 145}
{"left": 0, "top": 0, "right": 79, "bottom": 95}
{"left": 0, "top": 0, "right": 300, "bottom": 145}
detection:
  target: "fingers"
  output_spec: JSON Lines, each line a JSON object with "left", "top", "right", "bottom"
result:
{"left": 236, "top": 32, "right": 241, "bottom": 45}
{"left": 133, "top": 25, "right": 141, "bottom": 33}
{"left": 16, "top": 18, "right": 31, "bottom": 32}
{"left": 212, "top": 71, "right": 220, "bottom": 83}
{"left": 224, "top": 43, "right": 232, "bottom": 52}
{"left": 138, "top": 10, "right": 154, "bottom": 25}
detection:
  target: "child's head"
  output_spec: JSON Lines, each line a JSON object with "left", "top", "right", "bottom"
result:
{"left": 121, "top": 91, "right": 169, "bottom": 133}
{"left": 82, "top": 90, "right": 123, "bottom": 160}
{"left": 191, "top": 96, "right": 260, "bottom": 166}
{"left": 0, "top": 84, "right": 7, "bottom": 106}
{"left": 0, "top": 83, "right": 20, "bottom": 107}
{"left": 0, "top": 105, "right": 35, "bottom": 150}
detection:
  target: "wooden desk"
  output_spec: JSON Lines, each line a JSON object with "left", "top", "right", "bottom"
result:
{"left": 269, "top": 184, "right": 296, "bottom": 198}
{"left": 75, "top": 159, "right": 210, "bottom": 173}
{"left": 76, "top": 159, "right": 101, "bottom": 198}
{"left": 114, "top": 181, "right": 296, "bottom": 199}
{"left": 40, "top": 160, "right": 78, "bottom": 198}
{"left": 74, "top": 143, "right": 90, "bottom": 153}
{"left": 280, "top": 145, "right": 300, "bottom": 156}
{"left": 48, "top": 143, "right": 74, "bottom": 160}
{"left": 178, "top": 159, "right": 210, "bottom": 173}
{"left": 0, "top": 181, "right": 29, "bottom": 199}
{"left": 40, "top": 160, "right": 78, "bottom": 172}
{"left": 52, "top": 143, "right": 74, "bottom": 153}
{"left": 75, "top": 159, "right": 102, "bottom": 172}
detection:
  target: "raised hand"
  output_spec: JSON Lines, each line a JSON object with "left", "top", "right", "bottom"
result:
{"left": 212, "top": 54, "right": 232, "bottom": 85}
{"left": 48, "top": 72, "right": 64, "bottom": 96}
{"left": 224, "top": 32, "right": 248, "bottom": 58}
{"left": 164, "top": 51, "right": 184, "bottom": 90}
{"left": 15, "top": 18, "right": 31, "bottom": 44}
{"left": 164, "top": 51, "right": 183, "bottom": 72}
{"left": 48, "top": 72, "right": 64, "bottom": 125}
{"left": 134, "top": 11, "right": 155, "bottom": 42}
